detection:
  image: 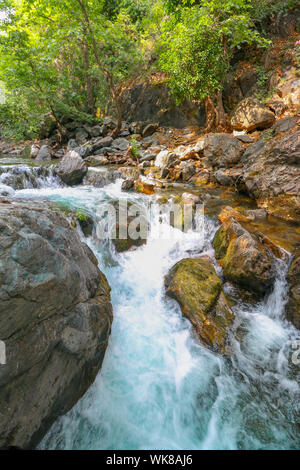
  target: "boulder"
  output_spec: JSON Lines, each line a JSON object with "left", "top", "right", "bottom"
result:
{"left": 75, "top": 128, "right": 89, "bottom": 145}
{"left": 165, "top": 258, "right": 234, "bottom": 354}
{"left": 30, "top": 144, "right": 40, "bottom": 159}
{"left": 203, "top": 133, "right": 242, "bottom": 168}
{"left": 286, "top": 251, "right": 300, "bottom": 330}
{"left": 240, "top": 130, "right": 300, "bottom": 222}
{"left": 90, "top": 125, "right": 103, "bottom": 137}
{"left": 179, "top": 161, "right": 196, "bottom": 182}
{"left": 110, "top": 201, "right": 148, "bottom": 252}
{"left": 142, "top": 123, "right": 158, "bottom": 138}
{"left": 102, "top": 116, "right": 117, "bottom": 129}
{"left": 67, "top": 138, "right": 78, "bottom": 149}
{"left": 129, "top": 121, "right": 143, "bottom": 135}
{"left": 0, "top": 201, "right": 112, "bottom": 449}
{"left": 121, "top": 179, "right": 135, "bottom": 191}
{"left": 213, "top": 216, "right": 275, "bottom": 295}
{"left": 122, "top": 83, "right": 206, "bottom": 128}
{"left": 56, "top": 150, "right": 88, "bottom": 185}
{"left": 213, "top": 169, "right": 234, "bottom": 186}
{"left": 36, "top": 145, "right": 52, "bottom": 162}
{"left": 53, "top": 149, "right": 65, "bottom": 159}
{"left": 111, "top": 137, "right": 129, "bottom": 152}
{"left": 231, "top": 97, "right": 275, "bottom": 131}
{"left": 86, "top": 155, "right": 109, "bottom": 166}
{"left": 92, "top": 136, "right": 113, "bottom": 152}
{"left": 74, "top": 145, "right": 93, "bottom": 159}
{"left": 134, "top": 180, "right": 155, "bottom": 195}
{"left": 155, "top": 150, "right": 178, "bottom": 169}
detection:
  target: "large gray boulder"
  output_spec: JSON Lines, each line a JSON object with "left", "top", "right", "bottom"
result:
{"left": 56, "top": 150, "right": 88, "bottom": 185}
{"left": 36, "top": 145, "right": 52, "bottom": 162}
{"left": 202, "top": 133, "right": 243, "bottom": 169}
{"left": 0, "top": 201, "right": 113, "bottom": 449}
{"left": 231, "top": 97, "right": 275, "bottom": 131}
{"left": 239, "top": 129, "right": 300, "bottom": 222}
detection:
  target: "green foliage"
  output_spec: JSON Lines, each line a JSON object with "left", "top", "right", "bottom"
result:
{"left": 0, "top": 0, "right": 144, "bottom": 139}
{"left": 75, "top": 209, "right": 87, "bottom": 222}
{"left": 261, "top": 128, "right": 275, "bottom": 142}
{"left": 158, "top": 0, "right": 270, "bottom": 104}
{"left": 130, "top": 137, "right": 140, "bottom": 159}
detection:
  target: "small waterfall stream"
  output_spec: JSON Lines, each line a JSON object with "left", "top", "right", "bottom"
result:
{"left": 2, "top": 160, "right": 300, "bottom": 450}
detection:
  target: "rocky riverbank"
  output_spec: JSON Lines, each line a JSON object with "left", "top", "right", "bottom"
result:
{"left": 0, "top": 200, "right": 113, "bottom": 449}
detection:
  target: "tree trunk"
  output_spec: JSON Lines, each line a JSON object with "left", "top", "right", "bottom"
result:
{"left": 77, "top": 0, "right": 122, "bottom": 137}
{"left": 83, "top": 38, "right": 94, "bottom": 115}
{"left": 216, "top": 90, "right": 226, "bottom": 128}
{"left": 204, "top": 96, "right": 216, "bottom": 132}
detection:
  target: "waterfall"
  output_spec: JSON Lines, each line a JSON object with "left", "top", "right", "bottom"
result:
{"left": 2, "top": 161, "right": 299, "bottom": 450}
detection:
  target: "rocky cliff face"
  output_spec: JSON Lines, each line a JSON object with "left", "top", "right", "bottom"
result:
{"left": 121, "top": 82, "right": 206, "bottom": 128}
{"left": 0, "top": 201, "right": 113, "bottom": 449}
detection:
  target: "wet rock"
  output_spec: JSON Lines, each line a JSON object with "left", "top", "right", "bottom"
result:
{"left": 181, "top": 192, "right": 200, "bottom": 206}
{"left": 56, "top": 150, "right": 88, "bottom": 185}
{"left": 83, "top": 168, "right": 118, "bottom": 188}
{"left": 36, "top": 145, "right": 52, "bottom": 162}
{"left": 76, "top": 212, "right": 94, "bottom": 237}
{"left": 0, "top": 202, "right": 112, "bottom": 449}
{"left": 231, "top": 97, "right": 275, "bottom": 131}
{"left": 286, "top": 251, "right": 300, "bottom": 330}
{"left": 213, "top": 216, "right": 275, "bottom": 295}
{"left": 0, "top": 184, "right": 15, "bottom": 197}
{"left": 165, "top": 258, "right": 234, "bottom": 354}
{"left": 202, "top": 133, "right": 242, "bottom": 169}
{"left": 121, "top": 179, "right": 135, "bottom": 191}
{"left": 134, "top": 180, "right": 155, "bottom": 195}
{"left": 110, "top": 201, "right": 148, "bottom": 252}
{"left": 142, "top": 123, "right": 158, "bottom": 138}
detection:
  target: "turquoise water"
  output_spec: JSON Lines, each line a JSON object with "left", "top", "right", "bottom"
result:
{"left": 10, "top": 173, "right": 300, "bottom": 450}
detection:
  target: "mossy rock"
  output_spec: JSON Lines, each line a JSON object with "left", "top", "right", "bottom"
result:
{"left": 286, "top": 251, "right": 300, "bottom": 330}
{"left": 165, "top": 258, "right": 234, "bottom": 355}
{"left": 213, "top": 218, "right": 274, "bottom": 295}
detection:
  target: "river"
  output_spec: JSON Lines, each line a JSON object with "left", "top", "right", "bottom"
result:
{"left": 1, "top": 157, "right": 300, "bottom": 450}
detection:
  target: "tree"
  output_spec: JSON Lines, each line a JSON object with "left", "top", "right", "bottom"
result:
{"left": 0, "top": 0, "right": 142, "bottom": 138}
{"left": 158, "top": 0, "right": 270, "bottom": 129}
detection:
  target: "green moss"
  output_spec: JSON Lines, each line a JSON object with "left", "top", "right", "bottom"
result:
{"left": 165, "top": 258, "right": 234, "bottom": 354}
{"left": 75, "top": 209, "right": 87, "bottom": 222}
{"left": 212, "top": 226, "right": 228, "bottom": 259}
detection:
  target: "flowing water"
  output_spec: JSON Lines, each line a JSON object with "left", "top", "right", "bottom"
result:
{"left": 2, "top": 160, "right": 300, "bottom": 450}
